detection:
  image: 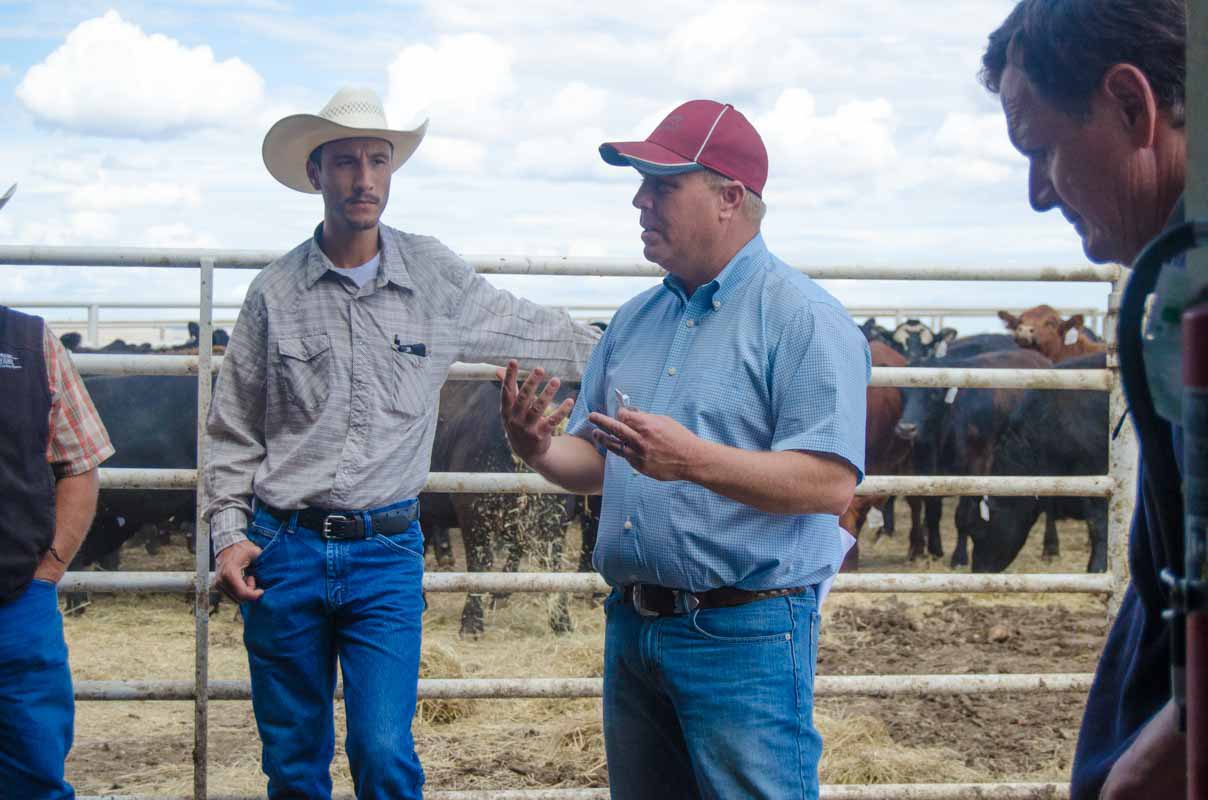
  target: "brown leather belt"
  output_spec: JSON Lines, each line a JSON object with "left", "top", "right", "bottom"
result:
{"left": 622, "top": 583, "right": 807, "bottom": 617}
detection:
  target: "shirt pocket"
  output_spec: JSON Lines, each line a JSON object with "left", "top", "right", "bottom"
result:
{"left": 388, "top": 348, "right": 429, "bottom": 421}
{"left": 277, "top": 332, "right": 332, "bottom": 414}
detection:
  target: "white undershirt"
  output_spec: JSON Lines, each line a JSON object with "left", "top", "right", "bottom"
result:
{"left": 334, "top": 252, "right": 380, "bottom": 289}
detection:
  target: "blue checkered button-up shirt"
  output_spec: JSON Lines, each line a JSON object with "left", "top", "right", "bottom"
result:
{"left": 567, "top": 234, "right": 870, "bottom": 592}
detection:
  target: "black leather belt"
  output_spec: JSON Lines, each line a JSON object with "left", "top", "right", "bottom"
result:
{"left": 258, "top": 500, "right": 419, "bottom": 540}
{"left": 623, "top": 583, "right": 807, "bottom": 618}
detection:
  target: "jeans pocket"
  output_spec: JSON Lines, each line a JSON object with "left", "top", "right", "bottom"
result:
{"left": 689, "top": 597, "right": 796, "bottom": 643}
{"left": 246, "top": 522, "right": 285, "bottom": 564}
{"left": 373, "top": 526, "right": 424, "bottom": 559}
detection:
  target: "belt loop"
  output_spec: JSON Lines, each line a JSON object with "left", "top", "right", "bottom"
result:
{"left": 362, "top": 511, "right": 372, "bottom": 538}
{"left": 287, "top": 510, "right": 299, "bottom": 535}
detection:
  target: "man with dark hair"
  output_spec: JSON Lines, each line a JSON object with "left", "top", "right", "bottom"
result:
{"left": 498, "top": 100, "right": 868, "bottom": 799}
{"left": 205, "top": 86, "right": 598, "bottom": 798}
{"left": 981, "top": 2, "right": 1188, "bottom": 798}
{"left": 0, "top": 274, "right": 115, "bottom": 793}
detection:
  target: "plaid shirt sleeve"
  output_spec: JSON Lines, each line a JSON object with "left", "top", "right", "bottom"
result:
{"left": 44, "top": 323, "right": 115, "bottom": 477}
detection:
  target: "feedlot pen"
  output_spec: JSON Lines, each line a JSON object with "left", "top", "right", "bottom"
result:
{"left": 0, "top": 246, "right": 1135, "bottom": 799}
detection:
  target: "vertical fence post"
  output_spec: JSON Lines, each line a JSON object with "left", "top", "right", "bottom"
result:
{"left": 1106, "top": 267, "right": 1139, "bottom": 618}
{"left": 194, "top": 257, "right": 215, "bottom": 799}
{"left": 87, "top": 304, "right": 99, "bottom": 348}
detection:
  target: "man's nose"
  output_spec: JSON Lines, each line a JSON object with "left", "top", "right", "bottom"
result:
{"left": 1028, "top": 162, "right": 1058, "bottom": 212}
{"left": 632, "top": 185, "right": 652, "bottom": 210}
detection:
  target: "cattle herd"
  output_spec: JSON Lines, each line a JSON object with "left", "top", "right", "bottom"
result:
{"left": 62, "top": 304, "right": 1108, "bottom": 634}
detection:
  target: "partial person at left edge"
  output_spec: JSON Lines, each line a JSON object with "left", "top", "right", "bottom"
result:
{"left": 0, "top": 188, "right": 116, "bottom": 800}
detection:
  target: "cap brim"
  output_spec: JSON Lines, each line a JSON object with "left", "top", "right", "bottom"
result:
{"left": 599, "top": 141, "right": 701, "bottom": 176}
{"left": 263, "top": 114, "right": 429, "bottom": 194}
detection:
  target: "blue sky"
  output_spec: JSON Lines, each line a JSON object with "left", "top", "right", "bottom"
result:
{"left": 0, "top": 1, "right": 1114, "bottom": 338}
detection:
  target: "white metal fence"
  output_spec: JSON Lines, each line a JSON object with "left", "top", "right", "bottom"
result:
{"left": 0, "top": 300, "right": 1106, "bottom": 347}
{"left": 0, "top": 244, "right": 1134, "bottom": 800}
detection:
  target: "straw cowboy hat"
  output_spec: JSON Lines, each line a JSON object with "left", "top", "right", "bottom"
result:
{"left": 262, "top": 86, "right": 428, "bottom": 193}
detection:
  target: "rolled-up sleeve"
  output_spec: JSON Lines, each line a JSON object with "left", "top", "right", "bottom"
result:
{"left": 769, "top": 302, "right": 869, "bottom": 481}
{"left": 44, "top": 324, "right": 115, "bottom": 478}
{"left": 204, "top": 289, "right": 268, "bottom": 553}
{"left": 453, "top": 253, "right": 600, "bottom": 379}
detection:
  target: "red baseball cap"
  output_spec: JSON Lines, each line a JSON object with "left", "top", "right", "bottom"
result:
{"left": 599, "top": 99, "right": 768, "bottom": 196}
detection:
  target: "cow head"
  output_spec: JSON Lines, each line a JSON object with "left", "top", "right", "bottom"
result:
{"left": 895, "top": 385, "right": 948, "bottom": 442}
{"left": 998, "top": 305, "right": 1087, "bottom": 360}
{"left": 890, "top": 319, "right": 958, "bottom": 362}
{"left": 956, "top": 495, "right": 1041, "bottom": 573}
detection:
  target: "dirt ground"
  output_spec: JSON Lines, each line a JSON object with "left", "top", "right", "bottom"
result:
{"left": 63, "top": 500, "right": 1109, "bottom": 794}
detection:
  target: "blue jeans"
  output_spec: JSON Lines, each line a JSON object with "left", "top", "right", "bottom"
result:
{"left": 0, "top": 578, "right": 75, "bottom": 799}
{"left": 603, "top": 587, "right": 822, "bottom": 800}
{"left": 240, "top": 501, "right": 426, "bottom": 799}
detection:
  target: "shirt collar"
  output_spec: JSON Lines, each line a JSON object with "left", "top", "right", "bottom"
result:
{"left": 661, "top": 232, "right": 767, "bottom": 307}
{"left": 304, "top": 223, "right": 415, "bottom": 292}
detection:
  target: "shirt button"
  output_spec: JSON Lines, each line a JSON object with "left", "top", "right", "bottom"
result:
{"left": 667, "top": 366, "right": 677, "bottom": 376}
{"left": 712, "top": 300, "right": 722, "bottom": 311}
{"left": 623, "top": 520, "right": 633, "bottom": 530}
{"left": 685, "top": 319, "right": 695, "bottom": 328}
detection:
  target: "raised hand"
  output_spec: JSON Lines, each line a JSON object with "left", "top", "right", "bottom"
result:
{"left": 497, "top": 360, "right": 575, "bottom": 463}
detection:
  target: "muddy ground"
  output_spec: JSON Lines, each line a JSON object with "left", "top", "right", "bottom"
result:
{"left": 63, "top": 500, "right": 1109, "bottom": 794}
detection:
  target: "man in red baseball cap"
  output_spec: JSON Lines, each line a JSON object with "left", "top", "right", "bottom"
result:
{"left": 497, "top": 99, "right": 870, "bottom": 798}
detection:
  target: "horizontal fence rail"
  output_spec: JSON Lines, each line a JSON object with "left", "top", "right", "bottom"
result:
{"left": 0, "top": 245, "right": 1121, "bottom": 282}
{"left": 72, "top": 673, "right": 1094, "bottom": 702}
{"left": 78, "top": 783, "right": 1070, "bottom": 799}
{"left": 70, "top": 354, "right": 1114, "bottom": 391}
{"left": 96, "top": 467, "right": 1115, "bottom": 497}
{"left": 57, "top": 571, "right": 1114, "bottom": 595}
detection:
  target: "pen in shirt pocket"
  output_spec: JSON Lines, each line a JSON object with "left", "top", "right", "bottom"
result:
{"left": 393, "top": 335, "right": 427, "bottom": 357}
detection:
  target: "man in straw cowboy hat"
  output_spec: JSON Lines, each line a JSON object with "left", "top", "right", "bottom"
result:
{"left": 498, "top": 100, "right": 869, "bottom": 799}
{"left": 204, "top": 86, "right": 599, "bottom": 798}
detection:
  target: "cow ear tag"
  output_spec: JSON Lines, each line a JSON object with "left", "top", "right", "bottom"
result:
{"left": 944, "top": 387, "right": 958, "bottom": 404}
{"left": 1064, "top": 327, "right": 1079, "bottom": 346}
{"left": 935, "top": 341, "right": 948, "bottom": 359}
{"left": 979, "top": 497, "right": 991, "bottom": 521}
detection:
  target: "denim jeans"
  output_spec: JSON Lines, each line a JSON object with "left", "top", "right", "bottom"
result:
{"left": 0, "top": 578, "right": 75, "bottom": 799}
{"left": 240, "top": 501, "right": 426, "bottom": 799}
{"left": 603, "top": 587, "right": 822, "bottom": 800}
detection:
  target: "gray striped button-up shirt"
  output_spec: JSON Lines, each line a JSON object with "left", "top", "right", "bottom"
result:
{"left": 204, "top": 224, "right": 600, "bottom": 553}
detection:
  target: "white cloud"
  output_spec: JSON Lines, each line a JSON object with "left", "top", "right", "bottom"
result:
{"left": 70, "top": 181, "right": 202, "bottom": 212}
{"left": 384, "top": 33, "right": 515, "bottom": 137}
{"left": 757, "top": 89, "right": 898, "bottom": 181}
{"left": 144, "top": 223, "right": 219, "bottom": 248}
{"left": 0, "top": 64, "right": 13, "bottom": 80}
{"left": 16, "top": 10, "right": 264, "bottom": 139}
{"left": 415, "top": 136, "right": 489, "bottom": 173}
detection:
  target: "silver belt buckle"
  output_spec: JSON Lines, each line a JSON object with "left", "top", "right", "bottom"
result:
{"left": 631, "top": 585, "right": 658, "bottom": 617}
{"left": 322, "top": 513, "right": 352, "bottom": 538}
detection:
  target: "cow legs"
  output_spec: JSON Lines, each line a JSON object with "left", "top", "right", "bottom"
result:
{"left": 878, "top": 496, "right": 896, "bottom": 538}
{"left": 925, "top": 497, "right": 944, "bottom": 559}
{"left": 424, "top": 525, "right": 455, "bottom": 571}
{"left": 1042, "top": 504, "right": 1061, "bottom": 560}
{"left": 458, "top": 497, "right": 497, "bottom": 639}
{"left": 907, "top": 496, "right": 926, "bottom": 560}
{"left": 1086, "top": 500, "right": 1108, "bottom": 573}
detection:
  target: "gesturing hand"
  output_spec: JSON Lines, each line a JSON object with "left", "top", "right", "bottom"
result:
{"left": 497, "top": 360, "right": 575, "bottom": 463}
{"left": 588, "top": 407, "right": 703, "bottom": 482}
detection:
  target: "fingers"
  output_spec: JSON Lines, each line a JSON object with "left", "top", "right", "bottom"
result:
{"left": 215, "top": 547, "right": 264, "bottom": 602}
{"left": 541, "top": 396, "right": 575, "bottom": 431}
{"left": 588, "top": 411, "right": 642, "bottom": 448}
{"left": 498, "top": 360, "right": 519, "bottom": 417}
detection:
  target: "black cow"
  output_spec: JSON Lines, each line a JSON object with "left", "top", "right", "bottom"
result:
{"left": 422, "top": 380, "right": 587, "bottom": 638}
{"left": 67, "top": 375, "right": 204, "bottom": 610}
{"left": 956, "top": 353, "right": 1109, "bottom": 573}
{"left": 895, "top": 344, "right": 1050, "bottom": 563}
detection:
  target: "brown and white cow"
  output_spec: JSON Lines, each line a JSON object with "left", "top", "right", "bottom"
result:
{"left": 998, "top": 305, "right": 1105, "bottom": 363}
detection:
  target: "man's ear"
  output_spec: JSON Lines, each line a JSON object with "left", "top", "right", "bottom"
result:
{"left": 306, "top": 159, "right": 322, "bottom": 191}
{"left": 1100, "top": 63, "right": 1158, "bottom": 149}
{"left": 718, "top": 181, "right": 745, "bottom": 220}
